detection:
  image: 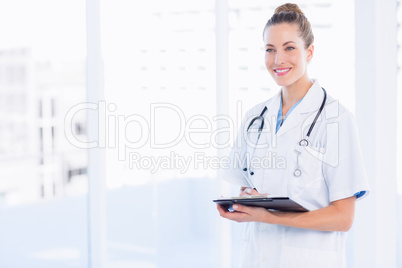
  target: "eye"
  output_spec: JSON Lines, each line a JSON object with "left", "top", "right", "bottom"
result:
{"left": 285, "top": 46, "right": 295, "bottom": 51}
{"left": 266, "top": 48, "right": 275, "bottom": 53}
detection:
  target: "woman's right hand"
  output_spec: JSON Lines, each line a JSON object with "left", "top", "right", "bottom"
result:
{"left": 239, "top": 187, "right": 266, "bottom": 196}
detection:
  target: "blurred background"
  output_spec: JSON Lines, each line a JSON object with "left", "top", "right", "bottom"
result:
{"left": 0, "top": 0, "right": 400, "bottom": 267}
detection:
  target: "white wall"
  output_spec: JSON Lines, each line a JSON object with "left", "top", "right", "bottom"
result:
{"left": 354, "top": 0, "right": 398, "bottom": 267}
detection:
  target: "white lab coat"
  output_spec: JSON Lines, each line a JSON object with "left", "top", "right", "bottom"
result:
{"left": 222, "top": 80, "right": 370, "bottom": 268}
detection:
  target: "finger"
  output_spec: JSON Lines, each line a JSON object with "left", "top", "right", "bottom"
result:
{"left": 216, "top": 204, "right": 227, "bottom": 214}
{"left": 240, "top": 187, "right": 253, "bottom": 196}
{"left": 232, "top": 204, "right": 249, "bottom": 213}
{"left": 247, "top": 189, "right": 268, "bottom": 196}
{"left": 249, "top": 189, "right": 259, "bottom": 195}
{"left": 216, "top": 204, "right": 234, "bottom": 217}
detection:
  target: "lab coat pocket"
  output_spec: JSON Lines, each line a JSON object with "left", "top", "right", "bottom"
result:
{"left": 284, "top": 227, "right": 339, "bottom": 251}
{"left": 281, "top": 227, "right": 342, "bottom": 268}
{"left": 289, "top": 145, "right": 324, "bottom": 190}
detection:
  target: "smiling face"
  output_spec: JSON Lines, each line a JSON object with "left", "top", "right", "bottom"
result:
{"left": 263, "top": 23, "right": 314, "bottom": 90}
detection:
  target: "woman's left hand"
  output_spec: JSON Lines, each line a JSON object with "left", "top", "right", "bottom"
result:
{"left": 217, "top": 196, "right": 357, "bottom": 232}
{"left": 216, "top": 203, "right": 275, "bottom": 223}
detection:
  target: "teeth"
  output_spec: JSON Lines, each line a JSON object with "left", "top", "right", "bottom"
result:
{"left": 275, "top": 68, "right": 290, "bottom": 73}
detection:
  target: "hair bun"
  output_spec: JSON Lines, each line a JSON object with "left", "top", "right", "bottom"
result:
{"left": 274, "top": 3, "right": 304, "bottom": 16}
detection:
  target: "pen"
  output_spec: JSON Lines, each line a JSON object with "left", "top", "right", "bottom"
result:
{"left": 243, "top": 152, "right": 258, "bottom": 193}
{"left": 241, "top": 170, "right": 258, "bottom": 193}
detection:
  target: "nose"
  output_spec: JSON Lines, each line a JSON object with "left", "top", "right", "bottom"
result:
{"left": 274, "top": 51, "right": 285, "bottom": 65}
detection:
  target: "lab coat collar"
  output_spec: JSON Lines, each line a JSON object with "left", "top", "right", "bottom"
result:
{"left": 257, "top": 92, "right": 281, "bottom": 146}
{"left": 274, "top": 79, "right": 325, "bottom": 137}
{"left": 295, "top": 79, "right": 325, "bottom": 114}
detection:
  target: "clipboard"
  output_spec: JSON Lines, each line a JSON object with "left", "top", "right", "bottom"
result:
{"left": 213, "top": 196, "right": 308, "bottom": 212}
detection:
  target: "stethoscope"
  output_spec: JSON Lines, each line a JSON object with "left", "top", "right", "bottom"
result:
{"left": 243, "top": 87, "right": 327, "bottom": 182}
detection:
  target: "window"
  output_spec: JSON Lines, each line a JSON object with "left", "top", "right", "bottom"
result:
{"left": 101, "top": 0, "right": 218, "bottom": 267}
{"left": 0, "top": 1, "right": 88, "bottom": 267}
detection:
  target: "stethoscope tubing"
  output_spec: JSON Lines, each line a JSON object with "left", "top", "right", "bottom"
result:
{"left": 306, "top": 87, "right": 327, "bottom": 138}
{"left": 244, "top": 87, "right": 327, "bottom": 179}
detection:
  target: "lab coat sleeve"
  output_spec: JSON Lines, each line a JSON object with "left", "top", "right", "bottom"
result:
{"left": 322, "top": 110, "right": 370, "bottom": 202}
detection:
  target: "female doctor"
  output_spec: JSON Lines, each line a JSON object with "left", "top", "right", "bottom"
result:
{"left": 216, "top": 3, "right": 370, "bottom": 268}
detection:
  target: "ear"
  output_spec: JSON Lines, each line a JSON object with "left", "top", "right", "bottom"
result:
{"left": 306, "top": 44, "right": 314, "bottom": 62}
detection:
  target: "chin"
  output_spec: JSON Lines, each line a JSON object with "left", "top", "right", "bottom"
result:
{"left": 273, "top": 78, "right": 291, "bottom": 87}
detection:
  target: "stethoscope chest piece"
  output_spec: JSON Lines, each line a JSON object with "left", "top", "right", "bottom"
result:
{"left": 293, "top": 150, "right": 302, "bottom": 177}
{"left": 293, "top": 168, "right": 302, "bottom": 177}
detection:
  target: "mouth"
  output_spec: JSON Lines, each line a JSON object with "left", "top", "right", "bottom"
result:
{"left": 273, "top": 68, "right": 291, "bottom": 76}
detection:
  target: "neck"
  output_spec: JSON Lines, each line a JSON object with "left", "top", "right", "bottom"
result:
{"left": 282, "top": 77, "right": 313, "bottom": 107}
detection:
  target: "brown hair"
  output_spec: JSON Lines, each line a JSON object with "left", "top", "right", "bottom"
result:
{"left": 263, "top": 3, "right": 314, "bottom": 49}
